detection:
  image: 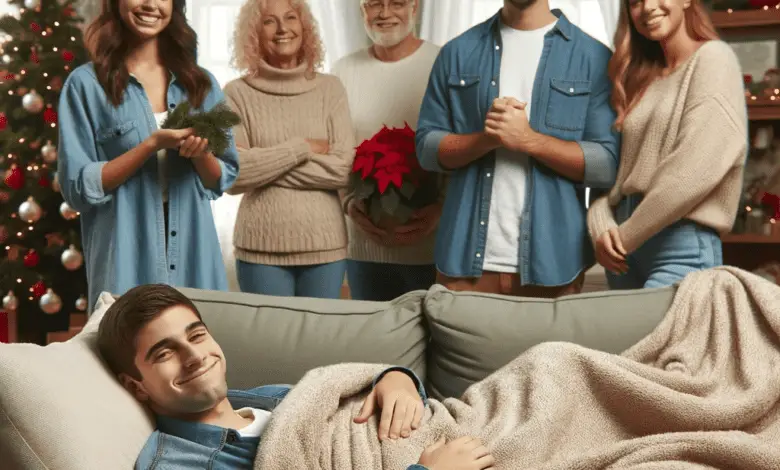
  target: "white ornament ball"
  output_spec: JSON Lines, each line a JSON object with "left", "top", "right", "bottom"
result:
{"left": 1, "top": 55, "right": 10, "bottom": 64}
{"left": 23, "top": 0, "right": 40, "bottom": 8}
{"left": 18, "top": 196, "right": 42, "bottom": 223}
{"left": 59, "top": 201, "right": 78, "bottom": 220}
{"left": 75, "top": 295, "right": 87, "bottom": 311}
{"left": 22, "top": 90, "right": 44, "bottom": 113}
{"left": 41, "top": 143, "right": 57, "bottom": 163}
{"left": 61, "top": 244, "right": 83, "bottom": 271}
{"left": 39, "top": 289, "right": 62, "bottom": 314}
{"left": 2, "top": 291, "right": 18, "bottom": 312}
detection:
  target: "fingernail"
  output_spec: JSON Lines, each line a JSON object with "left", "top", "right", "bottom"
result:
{"left": 401, "top": 431, "right": 409, "bottom": 437}
{"left": 390, "top": 434, "right": 397, "bottom": 439}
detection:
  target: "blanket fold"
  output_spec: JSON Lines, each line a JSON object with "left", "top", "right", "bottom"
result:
{"left": 254, "top": 267, "right": 780, "bottom": 469}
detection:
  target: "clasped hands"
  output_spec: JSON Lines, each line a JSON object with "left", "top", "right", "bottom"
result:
{"left": 356, "top": 371, "right": 495, "bottom": 470}
{"left": 349, "top": 199, "right": 442, "bottom": 246}
{"left": 484, "top": 96, "right": 539, "bottom": 153}
{"left": 595, "top": 227, "right": 629, "bottom": 275}
{"left": 152, "top": 127, "right": 212, "bottom": 159}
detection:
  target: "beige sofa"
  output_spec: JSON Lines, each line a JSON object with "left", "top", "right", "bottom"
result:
{"left": 0, "top": 284, "right": 675, "bottom": 469}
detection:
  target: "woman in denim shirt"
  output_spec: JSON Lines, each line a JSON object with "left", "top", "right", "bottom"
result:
{"left": 57, "top": 0, "right": 239, "bottom": 312}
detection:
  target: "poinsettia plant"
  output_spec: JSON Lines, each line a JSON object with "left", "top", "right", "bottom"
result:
{"left": 350, "top": 123, "right": 439, "bottom": 226}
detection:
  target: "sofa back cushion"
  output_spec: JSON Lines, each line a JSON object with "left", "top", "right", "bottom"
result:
{"left": 180, "top": 288, "right": 428, "bottom": 389}
{"left": 423, "top": 286, "right": 675, "bottom": 400}
{"left": 0, "top": 293, "right": 153, "bottom": 470}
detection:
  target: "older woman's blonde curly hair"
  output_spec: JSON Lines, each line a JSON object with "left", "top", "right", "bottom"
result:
{"left": 230, "top": 0, "right": 325, "bottom": 78}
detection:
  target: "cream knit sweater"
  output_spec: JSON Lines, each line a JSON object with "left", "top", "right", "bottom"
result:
{"left": 587, "top": 40, "right": 748, "bottom": 254}
{"left": 332, "top": 41, "right": 443, "bottom": 265}
{"left": 223, "top": 60, "right": 354, "bottom": 265}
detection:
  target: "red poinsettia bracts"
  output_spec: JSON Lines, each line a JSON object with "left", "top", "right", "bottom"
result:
{"left": 349, "top": 123, "right": 438, "bottom": 225}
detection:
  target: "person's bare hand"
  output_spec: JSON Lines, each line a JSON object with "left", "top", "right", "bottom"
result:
{"left": 354, "top": 371, "right": 424, "bottom": 441}
{"left": 348, "top": 200, "right": 389, "bottom": 244}
{"left": 178, "top": 135, "right": 210, "bottom": 159}
{"left": 418, "top": 436, "right": 495, "bottom": 470}
{"left": 150, "top": 128, "right": 194, "bottom": 151}
{"left": 306, "top": 138, "right": 329, "bottom": 155}
{"left": 595, "top": 227, "right": 628, "bottom": 275}
{"left": 484, "top": 97, "right": 537, "bottom": 153}
{"left": 388, "top": 203, "right": 442, "bottom": 246}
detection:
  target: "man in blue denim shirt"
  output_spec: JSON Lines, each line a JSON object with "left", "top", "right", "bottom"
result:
{"left": 97, "top": 284, "right": 494, "bottom": 470}
{"left": 416, "top": 0, "right": 620, "bottom": 297}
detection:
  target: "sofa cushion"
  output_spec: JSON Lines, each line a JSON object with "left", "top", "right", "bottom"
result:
{"left": 179, "top": 288, "right": 428, "bottom": 390}
{"left": 423, "top": 285, "right": 675, "bottom": 400}
{"left": 0, "top": 292, "right": 153, "bottom": 470}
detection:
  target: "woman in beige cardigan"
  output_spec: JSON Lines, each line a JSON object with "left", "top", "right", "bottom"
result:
{"left": 224, "top": 0, "right": 354, "bottom": 298}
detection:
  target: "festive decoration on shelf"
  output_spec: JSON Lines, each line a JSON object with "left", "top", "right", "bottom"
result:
{"left": 161, "top": 101, "right": 242, "bottom": 156}
{"left": 0, "top": 1, "right": 89, "bottom": 343}
{"left": 349, "top": 123, "right": 439, "bottom": 227}
{"left": 2, "top": 290, "right": 18, "bottom": 312}
{"left": 38, "top": 288, "right": 61, "bottom": 314}
{"left": 60, "top": 244, "right": 82, "bottom": 270}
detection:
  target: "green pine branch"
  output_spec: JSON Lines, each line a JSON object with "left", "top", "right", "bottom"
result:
{"left": 161, "top": 101, "right": 242, "bottom": 156}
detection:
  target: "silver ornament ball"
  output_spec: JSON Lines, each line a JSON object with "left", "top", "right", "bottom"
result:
{"left": 39, "top": 289, "right": 62, "bottom": 314}
{"left": 18, "top": 197, "right": 43, "bottom": 223}
{"left": 75, "top": 295, "right": 87, "bottom": 311}
{"left": 41, "top": 143, "right": 57, "bottom": 163}
{"left": 1, "top": 55, "right": 10, "bottom": 65}
{"left": 59, "top": 201, "right": 78, "bottom": 220}
{"left": 61, "top": 244, "right": 83, "bottom": 271}
{"left": 22, "top": 91, "right": 44, "bottom": 113}
{"left": 23, "top": 0, "right": 40, "bottom": 8}
{"left": 2, "top": 291, "right": 18, "bottom": 312}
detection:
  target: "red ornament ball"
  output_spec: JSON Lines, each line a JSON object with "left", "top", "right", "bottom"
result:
{"left": 43, "top": 108, "right": 57, "bottom": 124}
{"left": 0, "top": 113, "right": 7, "bottom": 131}
{"left": 4, "top": 167, "right": 24, "bottom": 190}
{"left": 23, "top": 250, "right": 39, "bottom": 268}
{"left": 30, "top": 23, "right": 41, "bottom": 32}
{"left": 61, "top": 50, "right": 74, "bottom": 62}
{"left": 31, "top": 281, "right": 46, "bottom": 297}
{"left": 37, "top": 174, "right": 50, "bottom": 188}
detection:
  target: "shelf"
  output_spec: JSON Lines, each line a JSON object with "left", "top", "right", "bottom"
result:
{"left": 711, "top": 8, "right": 780, "bottom": 30}
{"left": 748, "top": 98, "right": 780, "bottom": 120}
{"left": 721, "top": 232, "right": 780, "bottom": 243}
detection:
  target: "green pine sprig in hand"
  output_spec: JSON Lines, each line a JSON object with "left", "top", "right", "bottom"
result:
{"left": 161, "top": 101, "right": 241, "bottom": 156}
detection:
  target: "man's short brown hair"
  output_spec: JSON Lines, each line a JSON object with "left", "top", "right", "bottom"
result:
{"left": 97, "top": 284, "right": 202, "bottom": 380}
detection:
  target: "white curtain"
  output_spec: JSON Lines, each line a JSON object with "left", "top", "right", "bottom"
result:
{"left": 595, "top": 0, "right": 621, "bottom": 47}
{"left": 419, "top": 0, "right": 476, "bottom": 46}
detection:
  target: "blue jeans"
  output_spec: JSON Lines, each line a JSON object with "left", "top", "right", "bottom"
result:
{"left": 607, "top": 195, "right": 723, "bottom": 289}
{"left": 236, "top": 260, "right": 346, "bottom": 299}
{"left": 346, "top": 260, "right": 437, "bottom": 301}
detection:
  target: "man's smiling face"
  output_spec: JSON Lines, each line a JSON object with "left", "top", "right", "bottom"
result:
{"left": 120, "top": 305, "right": 229, "bottom": 418}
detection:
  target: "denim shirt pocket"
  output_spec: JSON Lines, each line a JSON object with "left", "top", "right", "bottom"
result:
{"left": 447, "top": 74, "right": 482, "bottom": 132}
{"left": 96, "top": 119, "right": 142, "bottom": 160}
{"left": 545, "top": 78, "right": 591, "bottom": 132}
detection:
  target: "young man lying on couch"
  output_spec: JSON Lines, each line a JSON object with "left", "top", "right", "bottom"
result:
{"left": 97, "top": 284, "right": 496, "bottom": 470}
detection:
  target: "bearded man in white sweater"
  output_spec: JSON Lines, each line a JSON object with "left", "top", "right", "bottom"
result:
{"left": 333, "top": 0, "right": 443, "bottom": 301}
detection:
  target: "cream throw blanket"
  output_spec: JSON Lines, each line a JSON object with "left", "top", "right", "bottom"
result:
{"left": 254, "top": 267, "right": 780, "bottom": 469}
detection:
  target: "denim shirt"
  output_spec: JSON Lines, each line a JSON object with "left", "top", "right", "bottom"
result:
{"left": 57, "top": 64, "right": 238, "bottom": 311}
{"left": 415, "top": 10, "right": 620, "bottom": 285}
{"left": 136, "top": 367, "right": 429, "bottom": 470}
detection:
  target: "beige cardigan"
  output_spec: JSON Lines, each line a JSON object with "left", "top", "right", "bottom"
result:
{"left": 588, "top": 40, "right": 748, "bottom": 253}
{"left": 224, "top": 60, "right": 355, "bottom": 265}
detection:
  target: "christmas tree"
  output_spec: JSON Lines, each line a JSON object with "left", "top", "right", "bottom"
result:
{"left": 0, "top": 0, "right": 89, "bottom": 344}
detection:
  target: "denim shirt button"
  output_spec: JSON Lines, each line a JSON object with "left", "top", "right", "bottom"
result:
{"left": 475, "top": 253, "right": 481, "bottom": 258}
{"left": 486, "top": 172, "right": 491, "bottom": 177}
{"left": 495, "top": 45, "right": 500, "bottom": 50}
{"left": 569, "top": 87, "right": 574, "bottom": 93}
{"left": 480, "top": 221, "right": 485, "bottom": 225}
{"left": 491, "top": 80, "right": 496, "bottom": 86}
{"left": 460, "top": 79, "right": 465, "bottom": 85}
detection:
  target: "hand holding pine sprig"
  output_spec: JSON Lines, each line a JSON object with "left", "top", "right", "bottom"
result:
{"left": 161, "top": 101, "right": 241, "bottom": 156}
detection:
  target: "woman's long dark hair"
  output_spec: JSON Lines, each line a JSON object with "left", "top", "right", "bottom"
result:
{"left": 84, "top": 0, "right": 211, "bottom": 108}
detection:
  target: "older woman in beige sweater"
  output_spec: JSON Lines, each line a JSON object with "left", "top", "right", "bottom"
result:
{"left": 224, "top": 0, "right": 354, "bottom": 298}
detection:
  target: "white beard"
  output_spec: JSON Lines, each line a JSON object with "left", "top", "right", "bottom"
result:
{"left": 363, "top": 7, "right": 416, "bottom": 47}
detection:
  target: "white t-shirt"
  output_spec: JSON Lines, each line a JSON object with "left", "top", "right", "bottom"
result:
{"left": 482, "top": 21, "right": 555, "bottom": 273}
{"left": 153, "top": 111, "right": 168, "bottom": 202}
{"left": 235, "top": 407, "right": 273, "bottom": 438}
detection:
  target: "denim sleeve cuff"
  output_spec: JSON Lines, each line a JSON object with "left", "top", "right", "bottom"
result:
{"left": 419, "top": 130, "right": 448, "bottom": 174}
{"left": 372, "top": 366, "right": 428, "bottom": 404}
{"left": 578, "top": 140, "right": 616, "bottom": 188}
{"left": 80, "top": 161, "right": 111, "bottom": 206}
{"left": 194, "top": 158, "right": 227, "bottom": 201}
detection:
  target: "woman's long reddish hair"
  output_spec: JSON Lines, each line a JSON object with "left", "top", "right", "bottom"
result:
{"left": 608, "top": 0, "right": 719, "bottom": 130}
{"left": 84, "top": 0, "right": 211, "bottom": 108}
